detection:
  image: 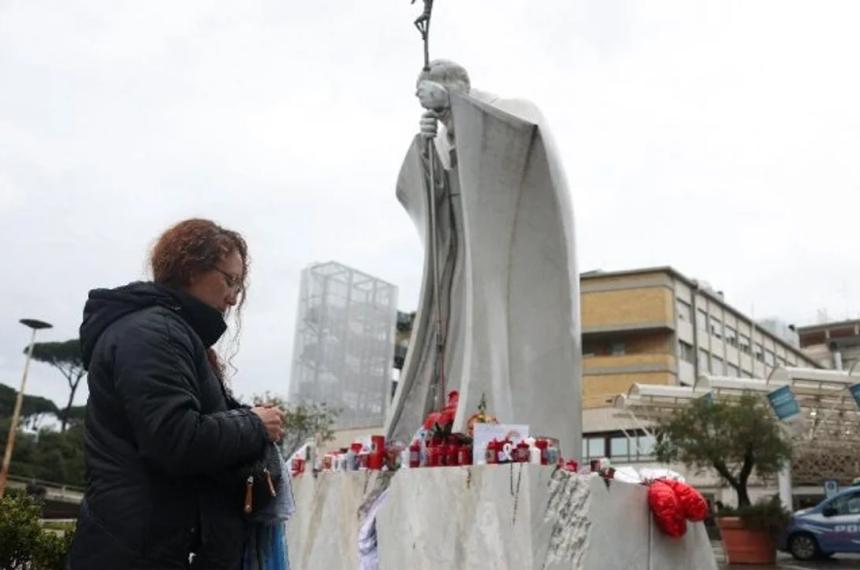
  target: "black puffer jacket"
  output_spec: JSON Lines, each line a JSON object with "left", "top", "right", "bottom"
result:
{"left": 68, "top": 282, "right": 269, "bottom": 570}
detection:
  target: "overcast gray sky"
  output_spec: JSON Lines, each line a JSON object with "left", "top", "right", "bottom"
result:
{"left": 2, "top": 1, "right": 858, "bottom": 411}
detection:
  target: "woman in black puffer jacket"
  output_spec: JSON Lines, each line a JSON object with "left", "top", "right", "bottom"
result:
{"left": 68, "top": 219, "right": 285, "bottom": 570}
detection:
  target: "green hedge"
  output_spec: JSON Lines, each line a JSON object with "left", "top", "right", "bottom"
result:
{"left": 0, "top": 494, "right": 75, "bottom": 570}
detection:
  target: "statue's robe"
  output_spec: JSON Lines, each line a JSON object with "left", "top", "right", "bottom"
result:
{"left": 386, "top": 90, "right": 582, "bottom": 460}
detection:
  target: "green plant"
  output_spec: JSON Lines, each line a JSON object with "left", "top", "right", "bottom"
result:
{"left": 720, "top": 495, "right": 791, "bottom": 538}
{"left": 655, "top": 393, "right": 792, "bottom": 507}
{"left": 253, "top": 393, "right": 338, "bottom": 457}
{"left": 0, "top": 424, "right": 86, "bottom": 487}
{"left": 32, "top": 530, "right": 75, "bottom": 570}
{"left": 0, "top": 493, "right": 42, "bottom": 569}
{"left": 0, "top": 493, "right": 75, "bottom": 569}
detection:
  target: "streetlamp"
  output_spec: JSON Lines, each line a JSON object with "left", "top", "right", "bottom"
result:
{"left": 0, "top": 318, "right": 53, "bottom": 497}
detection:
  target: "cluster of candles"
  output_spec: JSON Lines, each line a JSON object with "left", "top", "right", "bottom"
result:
{"left": 315, "top": 435, "right": 390, "bottom": 473}
{"left": 293, "top": 392, "right": 615, "bottom": 477}
{"left": 407, "top": 436, "right": 472, "bottom": 468}
{"left": 303, "top": 435, "right": 587, "bottom": 474}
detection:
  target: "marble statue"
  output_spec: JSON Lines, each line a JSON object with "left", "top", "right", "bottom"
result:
{"left": 385, "top": 60, "right": 583, "bottom": 460}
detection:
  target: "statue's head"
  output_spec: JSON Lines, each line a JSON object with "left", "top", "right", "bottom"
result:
{"left": 418, "top": 60, "right": 471, "bottom": 93}
{"left": 416, "top": 59, "right": 470, "bottom": 110}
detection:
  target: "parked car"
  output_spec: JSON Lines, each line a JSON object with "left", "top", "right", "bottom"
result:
{"left": 780, "top": 485, "right": 860, "bottom": 560}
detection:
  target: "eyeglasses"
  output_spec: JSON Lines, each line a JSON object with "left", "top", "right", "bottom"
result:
{"left": 213, "top": 267, "right": 244, "bottom": 293}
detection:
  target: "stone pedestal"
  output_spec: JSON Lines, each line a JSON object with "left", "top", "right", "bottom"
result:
{"left": 286, "top": 465, "right": 717, "bottom": 570}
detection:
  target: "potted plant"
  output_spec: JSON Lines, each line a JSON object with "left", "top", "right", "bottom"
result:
{"left": 655, "top": 393, "right": 793, "bottom": 564}
{"left": 716, "top": 496, "right": 791, "bottom": 564}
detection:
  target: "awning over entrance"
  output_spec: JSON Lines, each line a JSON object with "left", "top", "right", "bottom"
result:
{"left": 614, "top": 366, "right": 860, "bottom": 449}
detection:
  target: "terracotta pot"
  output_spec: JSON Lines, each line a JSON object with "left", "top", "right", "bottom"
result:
{"left": 716, "top": 516, "right": 776, "bottom": 565}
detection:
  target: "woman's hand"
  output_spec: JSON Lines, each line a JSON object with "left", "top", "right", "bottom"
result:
{"left": 251, "top": 405, "right": 285, "bottom": 442}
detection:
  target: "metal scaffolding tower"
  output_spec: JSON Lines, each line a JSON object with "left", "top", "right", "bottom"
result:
{"left": 288, "top": 261, "right": 398, "bottom": 430}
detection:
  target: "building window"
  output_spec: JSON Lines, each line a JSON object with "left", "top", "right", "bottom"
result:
{"left": 698, "top": 349, "right": 710, "bottom": 373}
{"left": 710, "top": 316, "right": 722, "bottom": 339}
{"left": 678, "top": 340, "right": 695, "bottom": 363}
{"left": 637, "top": 434, "right": 656, "bottom": 460}
{"left": 583, "top": 341, "right": 616, "bottom": 357}
{"left": 676, "top": 299, "right": 692, "bottom": 322}
{"left": 725, "top": 326, "right": 738, "bottom": 347}
{"left": 582, "top": 341, "right": 597, "bottom": 357}
{"left": 712, "top": 356, "right": 724, "bottom": 375}
{"left": 739, "top": 334, "right": 751, "bottom": 354}
{"left": 765, "top": 350, "right": 776, "bottom": 366}
{"left": 586, "top": 437, "right": 605, "bottom": 459}
{"left": 584, "top": 431, "right": 656, "bottom": 463}
{"left": 610, "top": 436, "right": 629, "bottom": 461}
{"left": 755, "top": 343, "right": 764, "bottom": 362}
{"left": 697, "top": 309, "right": 709, "bottom": 331}
{"left": 610, "top": 342, "right": 626, "bottom": 356}
{"left": 727, "top": 363, "right": 739, "bottom": 377}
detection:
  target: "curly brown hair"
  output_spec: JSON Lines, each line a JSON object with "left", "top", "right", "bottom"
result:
{"left": 151, "top": 218, "right": 248, "bottom": 295}
{"left": 150, "top": 218, "right": 250, "bottom": 379}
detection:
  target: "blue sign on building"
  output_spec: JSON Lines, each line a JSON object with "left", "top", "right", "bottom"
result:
{"left": 850, "top": 384, "right": 860, "bottom": 411}
{"left": 767, "top": 385, "right": 800, "bottom": 420}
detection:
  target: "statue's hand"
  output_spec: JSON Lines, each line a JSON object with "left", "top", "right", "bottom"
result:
{"left": 416, "top": 79, "right": 450, "bottom": 112}
{"left": 419, "top": 111, "right": 439, "bottom": 139}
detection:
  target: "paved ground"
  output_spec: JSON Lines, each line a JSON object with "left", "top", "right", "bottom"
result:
{"left": 713, "top": 541, "right": 860, "bottom": 569}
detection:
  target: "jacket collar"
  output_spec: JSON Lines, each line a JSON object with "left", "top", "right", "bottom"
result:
{"left": 168, "top": 287, "right": 228, "bottom": 348}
